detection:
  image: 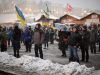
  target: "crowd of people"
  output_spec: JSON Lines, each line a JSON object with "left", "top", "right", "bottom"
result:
{"left": 0, "top": 22, "right": 100, "bottom": 64}
{"left": 58, "top": 22, "right": 100, "bottom": 63}
{"left": 0, "top": 23, "right": 55, "bottom": 59}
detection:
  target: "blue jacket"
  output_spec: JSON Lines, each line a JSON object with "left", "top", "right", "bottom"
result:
{"left": 23, "top": 27, "right": 31, "bottom": 41}
{"left": 8, "top": 29, "right": 12, "bottom": 38}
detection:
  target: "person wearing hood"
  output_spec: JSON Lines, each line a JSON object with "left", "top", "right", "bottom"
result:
{"left": 80, "top": 26, "right": 90, "bottom": 62}
{"left": 90, "top": 26, "right": 98, "bottom": 54}
{"left": 23, "top": 26, "right": 31, "bottom": 52}
{"left": 34, "top": 23, "right": 44, "bottom": 59}
{"left": 12, "top": 23, "right": 21, "bottom": 58}
{"left": 67, "top": 25, "right": 81, "bottom": 63}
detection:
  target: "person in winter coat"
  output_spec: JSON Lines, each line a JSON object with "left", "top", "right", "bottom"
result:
{"left": 44, "top": 28, "right": 49, "bottom": 49}
{"left": 58, "top": 27, "right": 70, "bottom": 57}
{"left": 28, "top": 26, "right": 34, "bottom": 52}
{"left": 67, "top": 26, "right": 82, "bottom": 63}
{"left": 12, "top": 23, "right": 21, "bottom": 58}
{"left": 90, "top": 26, "right": 98, "bottom": 54}
{"left": 23, "top": 27, "right": 31, "bottom": 52}
{"left": 8, "top": 26, "right": 13, "bottom": 47}
{"left": 48, "top": 26, "right": 54, "bottom": 44}
{"left": 20, "top": 28, "right": 24, "bottom": 44}
{"left": 89, "top": 22, "right": 97, "bottom": 31}
{"left": 80, "top": 26, "right": 90, "bottom": 62}
{"left": 0, "top": 27, "right": 6, "bottom": 52}
{"left": 79, "top": 26, "right": 83, "bottom": 35}
{"left": 98, "top": 27, "right": 100, "bottom": 52}
{"left": 34, "top": 23, "right": 44, "bottom": 59}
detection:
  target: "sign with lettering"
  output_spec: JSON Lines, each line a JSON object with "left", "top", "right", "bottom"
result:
{"left": 61, "top": 19, "right": 73, "bottom": 23}
{"left": 91, "top": 15, "right": 98, "bottom": 19}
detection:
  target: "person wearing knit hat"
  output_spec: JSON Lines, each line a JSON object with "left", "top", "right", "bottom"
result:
{"left": 80, "top": 25, "right": 90, "bottom": 62}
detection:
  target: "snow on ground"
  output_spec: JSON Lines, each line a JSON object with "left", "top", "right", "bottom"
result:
{"left": 0, "top": 52, "right": 98, "bottom": 75}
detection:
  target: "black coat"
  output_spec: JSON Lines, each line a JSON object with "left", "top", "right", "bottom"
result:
{"left": 68, "top": 31, "right": 81, "bottom": 48}
{"left": 80, "top": 30, "right": 90, "bottom": 49}
{"left": 58, "top": 31, "right": 70, "bottom": 51}
{"left": 90, "top": 30, "right": 98, "bottom": 42}
{"left": 12, "top": 26, "right": 21, "bottom": 41}
{"left": 44, "top": 30, "right": 49, "bottom": 42}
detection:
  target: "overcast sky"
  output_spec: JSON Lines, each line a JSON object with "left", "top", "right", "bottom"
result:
{"left": 34, "top": 0, "right": 100, "bottom": 10}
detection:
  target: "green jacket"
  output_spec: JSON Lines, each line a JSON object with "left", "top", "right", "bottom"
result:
{"left": 0, "top": 31, "right": 6, "bottom": 44}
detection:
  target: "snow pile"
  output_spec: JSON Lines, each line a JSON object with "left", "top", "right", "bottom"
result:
{"left": 64, "top": 62, "right": 94, "bottom": 75}
{"left": 0, "top": 52, "right": 95, "bottom": 75}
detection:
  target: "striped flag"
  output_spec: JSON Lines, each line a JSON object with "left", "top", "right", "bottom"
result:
{"left": 67, "top": 3, "right": 73, "bottom": 11}
{"left": 15, "top": 5, "right": 26, "bottom": 26}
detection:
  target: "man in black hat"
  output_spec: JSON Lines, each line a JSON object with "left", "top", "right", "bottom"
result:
{"left": 80, "top": 26, "right": 90, "bottom": 62}
{"left": 12, "top": 23, "right": 21, "bottom": 58}
{"left": 90, "top": 26, "right": 98, "bottom": 54}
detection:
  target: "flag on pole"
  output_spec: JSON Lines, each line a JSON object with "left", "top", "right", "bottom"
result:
{"left": 43, "top": 10, "right": 49, "bottom": 18}
{"left": 15, "top": 5, "right": 26, "bottom": 26}
{"left": 33, "top": 18, "right": 35, "bottom": 23}
{"left": 67, "top": 3, "right": 73, "bottom": 11}
{"left": 46, "top": 3, "right": 49, "bottom": 14}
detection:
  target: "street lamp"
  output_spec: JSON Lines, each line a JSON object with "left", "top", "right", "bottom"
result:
{"left": 84, "top": 11, "right": 87, "bottom": 13}
{"left": 29, "top": 9, "right": 31, "bottom": 11}
{"left": 64, "top": 12, "right": 67, "bottom": 14}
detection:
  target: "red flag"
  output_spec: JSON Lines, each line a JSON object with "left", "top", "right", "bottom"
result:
{"left": 67, "top": 3, "right": 73, "bottom": 11}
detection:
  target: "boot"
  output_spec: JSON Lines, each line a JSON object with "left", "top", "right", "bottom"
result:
{"left": 69, "top": 58, "right": 73, "bottom": 63}
{"left": 76, "top": 59, "right": 80, "bottom": 64}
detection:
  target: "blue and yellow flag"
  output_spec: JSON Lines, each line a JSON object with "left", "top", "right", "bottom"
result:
{"left": 33, "top": 18, "right": 35, "bottom": 23}
{"left": 46, "top": 3, "right": 49, "bottom": 14}
{"left": 44, "top": 10, "right": 49, "bottom": 18}
{"left": 15, "top": 5, "right": 26, "bottom": 26}
{"left": 42, "top": 19, "right": 49, "bottom": 26}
